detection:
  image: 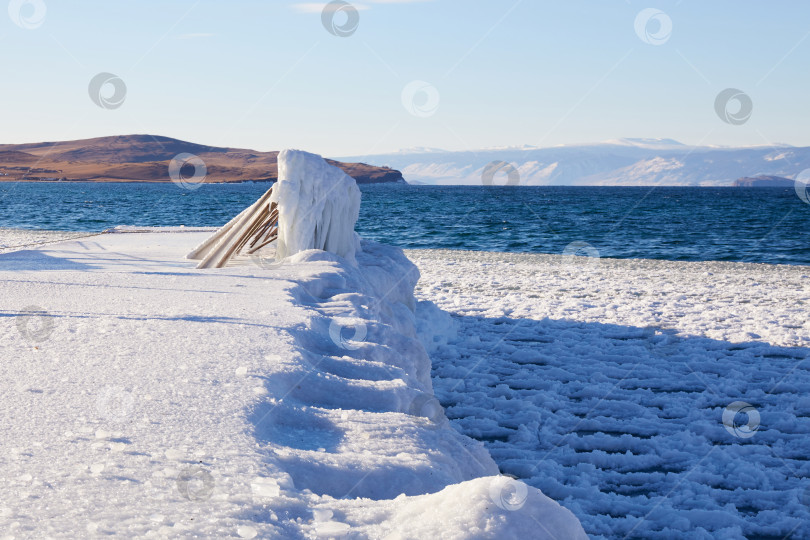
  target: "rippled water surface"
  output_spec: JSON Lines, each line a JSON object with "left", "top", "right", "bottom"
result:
{"left": 1, "top": 182, "right": 809, "bottom": 265}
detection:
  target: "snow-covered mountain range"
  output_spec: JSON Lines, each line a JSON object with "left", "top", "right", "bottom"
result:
{"left": 340, "top": 139, "right": 810, "bottom": 186}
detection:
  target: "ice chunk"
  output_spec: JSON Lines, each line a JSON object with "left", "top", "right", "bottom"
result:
{"left": 271, "top": 149, "right": 361, "bottom": 263}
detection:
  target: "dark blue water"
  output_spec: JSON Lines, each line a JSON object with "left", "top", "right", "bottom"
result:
{"left": 1, "top": 182, "right": 809, "bottom": 265}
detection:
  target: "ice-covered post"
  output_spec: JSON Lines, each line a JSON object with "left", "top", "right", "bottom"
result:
{"left": 187, "top": 149, "right": 362, "bottom": 268}
{"left": 270, "top": 149, "right": 362, "bottom": 263}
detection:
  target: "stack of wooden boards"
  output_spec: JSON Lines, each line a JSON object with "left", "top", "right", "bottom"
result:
{"left": 187, "top": 187, "right": 278, "bottom": 269}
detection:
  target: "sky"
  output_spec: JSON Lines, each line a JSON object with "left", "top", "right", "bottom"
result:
{"left": 1, "top": 0, "right": 809, "bottom": 157}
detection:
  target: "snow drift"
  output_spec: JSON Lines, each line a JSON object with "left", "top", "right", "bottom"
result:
{"left": 265, "top": 240, "right": 587, "bottom": 538}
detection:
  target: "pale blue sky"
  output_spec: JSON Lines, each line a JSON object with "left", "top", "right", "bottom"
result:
{"left": 1, "top": 1, "right": 808, "bottom": 157}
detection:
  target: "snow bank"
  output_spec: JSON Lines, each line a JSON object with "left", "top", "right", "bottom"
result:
{"left": 333, "top": 475, "right": 587, "bottom": 539}
{"left": 274, "top": 240, "right": 586, "bottom": 537}
{"left": 271, "top": 149, "right": 362, "bottom": 263}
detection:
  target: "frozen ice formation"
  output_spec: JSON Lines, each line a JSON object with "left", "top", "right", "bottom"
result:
{"left": 271, "top": 149, "right": 362, "bottom": 263}
{"left": 188, "top": 149, "right": 361, "bottom": 268}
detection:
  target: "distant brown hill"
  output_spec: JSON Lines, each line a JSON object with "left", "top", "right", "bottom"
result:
{"left": 733, "top": 174, "right": 795, "bottom": 187}
{"left": 0, "top": 135, "right": 404, "bottom": 184}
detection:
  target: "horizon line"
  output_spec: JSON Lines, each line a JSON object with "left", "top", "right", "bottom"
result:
{"left": 0, "top": 133, "right": 801, "bottom": 159}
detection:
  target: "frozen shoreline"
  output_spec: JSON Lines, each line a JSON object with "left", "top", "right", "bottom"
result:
{"left": 3, "top": 230, "right": 809, "bottom": 538}
{"left": 0, "top": 232, "right": 584, "bottom": 538}
{"left": 407, "top": 248, "right": 810, "bottom": 538}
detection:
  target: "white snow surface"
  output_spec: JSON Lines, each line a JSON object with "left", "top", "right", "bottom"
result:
{"left": 408, "top": 249, "right": 810, "bottom": 539}
{"left": 271, "top": 149, "right": 362, "bottom": 263}
{"left": 0, "top": 229, "right": 99, "bottom": 254}
{"left": 0, "top": 231, "right": 585, "bottom": 539}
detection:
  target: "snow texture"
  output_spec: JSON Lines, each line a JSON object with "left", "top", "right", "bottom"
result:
{"left": 271, "top": 149, "right": 362, "bottom": 263}
{"left": 0, "top": 231, "right": 585, "bottom": 539}
{"left": 409, "top": 249, "right": 810, "bottom": 539}
{"left": 0, "top": 229, "right": 96, "bottom": 254}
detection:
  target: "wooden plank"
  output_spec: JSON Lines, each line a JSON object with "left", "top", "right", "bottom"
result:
{"left": 195, "top": 187, "right": 277, "bottom": 269}
{"left": 186, "top": 187, "right": 272, "bottom": 260}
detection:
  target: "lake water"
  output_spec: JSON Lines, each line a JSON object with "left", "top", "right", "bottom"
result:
{"left": 1, "top": 182, "right": 809, "bottom": 265}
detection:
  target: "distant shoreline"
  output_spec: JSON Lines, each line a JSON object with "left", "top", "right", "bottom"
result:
{"left": 0, "top": 178, "right": 275, "bottom": 184}
{"left": 0, "top": 179, "right": 800, "bottom": 187}
{"left": 0, "top": 134, "right": 404, "bottom": 185}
